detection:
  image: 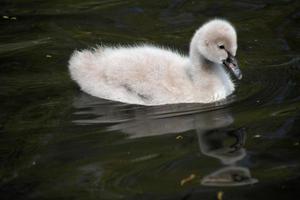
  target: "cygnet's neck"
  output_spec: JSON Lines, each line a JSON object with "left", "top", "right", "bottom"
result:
{"left": 188, "top": 38, "right": 217, "bottom": 77}
{"left": 189, "top": 47, "right": 213, "bottom": 71}
{"left": 187, "top": 36, "right": 235, "bottom": 100}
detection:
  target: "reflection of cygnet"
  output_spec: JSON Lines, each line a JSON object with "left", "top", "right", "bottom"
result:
{"left": 68, "top": 19, "right": 242, "bottom": 105}
{"left": 109, "top": 110, "right": 234, "bottom": 138}
{"left": 197, "top": 128, "right": 246, "bottom": 165}
{"left": 201, "top": 166, "right": 258, "bottom": 187}
{"left": 71, "top": 94, "right": 233, "bottom": 138}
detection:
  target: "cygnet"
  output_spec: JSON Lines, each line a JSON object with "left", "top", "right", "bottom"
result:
{"left": 68, "top": 19, "right": 242, "bottom": 105}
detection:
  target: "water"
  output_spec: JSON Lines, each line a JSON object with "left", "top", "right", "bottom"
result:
{"left": 1, "top": 0, "right": 300, "bottom": 199}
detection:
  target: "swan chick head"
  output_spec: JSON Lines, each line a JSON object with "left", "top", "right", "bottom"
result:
{"left": 191, "top": 19, "right": 242, "bottom": 79}
{"left": 194, "top": 19, "right": 237, "bottom": 64}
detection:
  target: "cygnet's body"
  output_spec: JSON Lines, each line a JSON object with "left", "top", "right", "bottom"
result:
{"left": 69, "top": 19, "right": 242, "bottom": 105}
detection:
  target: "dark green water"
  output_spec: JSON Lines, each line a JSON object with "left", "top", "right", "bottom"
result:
{"left": 1, "top": 0, "right": 300, "bottom": 199}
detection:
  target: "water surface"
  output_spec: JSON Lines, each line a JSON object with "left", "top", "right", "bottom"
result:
{"left": 1, "top": 0, "right": 300, "bottom": 199}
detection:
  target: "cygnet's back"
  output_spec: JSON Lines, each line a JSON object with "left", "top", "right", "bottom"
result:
{"left": 69, "top": 45, "right": 193, "bottom": 105}
{"left": 69, "top": 19, "right": 242, "bottom": 105}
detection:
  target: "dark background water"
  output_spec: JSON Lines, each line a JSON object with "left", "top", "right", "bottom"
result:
{"left": 1, "top": 0, "right": 300, "bottom": 199}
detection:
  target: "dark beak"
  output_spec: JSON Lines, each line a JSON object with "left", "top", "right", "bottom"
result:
{"left": 223, "top": 53, "right": 242, "bottom": 80}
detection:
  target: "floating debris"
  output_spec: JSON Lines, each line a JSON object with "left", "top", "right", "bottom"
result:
{"left": 176, "top": 135, "right": 183, "bottom": 140}
{"left": 294, "top": 142, "right": 299, "bottom": 146}
{"left": 46, "top": 54, "right": 52, "bottom": 58}
{"left": 180, "top": 174, "right": 196, "bottom": 186}
{"left": 254, "top": 134, "right": 261, "bottom": 138}
{"left": 2, "top": 16, "right": 17, "bottom": 20}
{"left": 217, "top": 191, "right": 224, "bottom": 200}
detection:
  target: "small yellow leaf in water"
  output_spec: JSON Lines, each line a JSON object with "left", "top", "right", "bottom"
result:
{"left": 3, "top": 16, "right": 9, "bottom": 19}
{"left": 180, "top": 174, "right": 196, "bottom": 186}
{"left": 176, "top": 135, "right": 183, "bottom": 140}
{"left": 46, "top": 54, "right": 52, "bottom": 58}
{"left": 217, "top": 191, "right": 223, "bottom": 200}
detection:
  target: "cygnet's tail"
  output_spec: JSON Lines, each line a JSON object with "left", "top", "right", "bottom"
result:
{"left": 68, "top": 50, "right": 98, "bottom": 91}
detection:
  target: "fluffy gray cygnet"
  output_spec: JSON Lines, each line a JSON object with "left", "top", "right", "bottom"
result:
{"left": 68, "top": 19, "right": 242, "bottom": 105}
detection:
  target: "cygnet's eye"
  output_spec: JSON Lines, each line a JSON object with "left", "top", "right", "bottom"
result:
{"left": 218, "top": 45, "right": 225, "bottom": 49}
